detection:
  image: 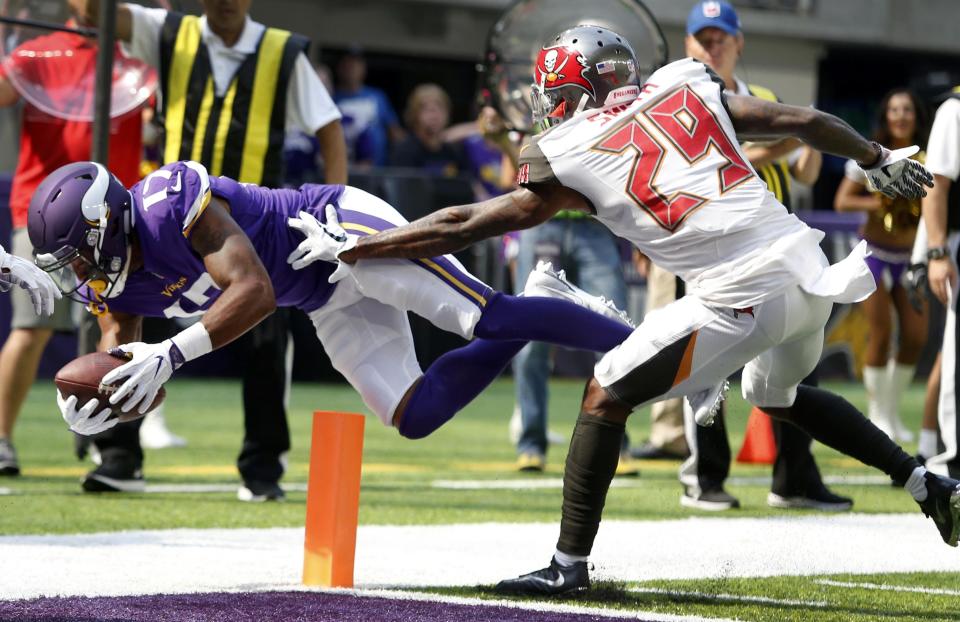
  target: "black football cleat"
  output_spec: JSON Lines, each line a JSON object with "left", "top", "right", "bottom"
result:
{"left": 237, "top": 479, "right": 285, "bottom": 502}
{"left": 82, "top": 460, "right": 145, "bottom": 493}
{"left": 918, "top": 472, "right": 960, "bottom": 547}
{"left": 494, "top": 557, "right": 590, "bottom": 596}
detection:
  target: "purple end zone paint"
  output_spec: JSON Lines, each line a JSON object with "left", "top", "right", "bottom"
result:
{"left": 0, "top": 591, "right": 649, "bottom": 622}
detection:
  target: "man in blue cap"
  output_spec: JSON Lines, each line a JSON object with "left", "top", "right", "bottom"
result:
{"left": 652, "top": 0, "right": 844, "bottom": 512}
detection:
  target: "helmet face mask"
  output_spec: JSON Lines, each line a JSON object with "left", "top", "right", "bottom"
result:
{"left": 531, "top": 25, "right": 642, "bottom": 132}
{"left": 28, "top": 162, "right": 134, "bottom": 308}
{"left": 35, "top": 243, "right": 131, "bottom": 304}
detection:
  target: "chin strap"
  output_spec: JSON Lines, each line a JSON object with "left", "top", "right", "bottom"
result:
{"left": 87, "top": 298, "right": 109, "bottom": 316}
{"left": 86, "top": 280, "right": 109, "bottom": 316}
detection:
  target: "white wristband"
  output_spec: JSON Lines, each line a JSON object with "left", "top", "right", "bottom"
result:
{"left": 170, "top": 321, "right": 213, "bottom": 364}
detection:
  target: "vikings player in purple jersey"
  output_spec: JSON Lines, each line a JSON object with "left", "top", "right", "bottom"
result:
{"left": 28, "top": 160, "right": 634, "bottom": 439}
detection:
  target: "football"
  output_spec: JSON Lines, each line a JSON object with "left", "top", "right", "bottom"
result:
{"left": 54, "top": 351, "right": 166, "bottom": 423}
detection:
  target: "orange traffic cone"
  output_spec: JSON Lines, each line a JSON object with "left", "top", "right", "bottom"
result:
{"left": 736, "top": 407, "right": 777, "bottom": 464}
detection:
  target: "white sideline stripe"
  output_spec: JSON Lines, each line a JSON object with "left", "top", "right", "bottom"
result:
{"left": 144, "top": 483, "right": 308, "bottom": 494}
{"left": 3, "top": 515, "right": 960, "bottom": 601}
{"left": 433, "top": 474, "right": 890, "bottom": 490}
{"left": 432, "top": 479, "right": 645, "bottom": 490}
{"left": 0, "top": 474, "right": 892, "bottom": 495}
{"left": 728, "top": 475, "right": 892, "bottom": 487}
{"left": 337, "top": 587, "right": 740, "bottom": 622}
{"left": 815, "top": 579, "right": 960, "bottom": 596}
{"left": 629, "top": 587, "right": 828, "bottom": 608}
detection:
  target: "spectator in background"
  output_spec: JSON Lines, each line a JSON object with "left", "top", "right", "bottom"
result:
{"left": 335, "top": 47, "right": 403, "bottom": 166}
{"left": 921, "top": 86, "right": 960, "bottom": 479}
{"left": 834, "top": 88, "right": 929, "bottom": 444}
{"left": 392, "top": 83, "right": 470, "bottom": 176}
{"left": 444, "top": 103, "right": 517, "bottom": 200}
{"left": 0, "top": 9, "right": 142, "bottom": 476}
{"left": 70, "top": 0, "right": 346, "bottom": 500}
{"left": 283, "top": 63, "right": 336, "bottom": 186}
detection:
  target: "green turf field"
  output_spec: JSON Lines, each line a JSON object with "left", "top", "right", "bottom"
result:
{"left": 2, "top": 377, "right": 957, "bottom": 621}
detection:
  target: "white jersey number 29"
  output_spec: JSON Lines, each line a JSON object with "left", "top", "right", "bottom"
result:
{"left": 594, "top": 85, "right": 752, "bottom": 232}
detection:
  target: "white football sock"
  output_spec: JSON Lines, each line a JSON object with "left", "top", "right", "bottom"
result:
{"left": 863, "top": 365, "right": 893, "bottom": 435}
{"left": 554, "top": 549, "right": 588, "bottom": 567}
{"left": 887, "top": 362, "right": 916, "bottom": 441}
{"left": 919, "top": 428, "right": 939, "bottom": 459}
{"left": 905, "top": 466, "right": 928, "bottom": 502}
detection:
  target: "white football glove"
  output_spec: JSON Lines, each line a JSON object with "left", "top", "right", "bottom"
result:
{"left": 861, "top": 145, "right": 934, "bottom": 200}
{"left": 287, "top": 205, "right": 358, "bottom": 283}
{"left": 101, "top": 341, "right": 182, "bottom": 414}
{"left": 0, "top": 246, "right": 61, "bottom": 316}
{"left": 57, "top": 391, "right": 117, "bottom": 436}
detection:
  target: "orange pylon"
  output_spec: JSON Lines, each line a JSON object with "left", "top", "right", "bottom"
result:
{"left": 302, "top": 411, "right": 365, "bottom": 587}
{"left": 736, "top": 407, "right": 777, "bottom": 464}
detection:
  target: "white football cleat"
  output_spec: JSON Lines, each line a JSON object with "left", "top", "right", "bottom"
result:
{"left": 523, "top": 261, "right": 634, "bottom": 327}
{"left": 688, "top": 381, "right": 729, "bottom": 427}
{"left": 139, "top": 407, "right": 188, "bottom": 449}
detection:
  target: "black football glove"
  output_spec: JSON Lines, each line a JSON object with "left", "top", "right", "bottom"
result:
{"left": 904, "top": 262, "right": 928, "bottom": 313}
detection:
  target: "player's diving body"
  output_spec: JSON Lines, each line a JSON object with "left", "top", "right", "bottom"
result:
{"left": 288, "top": 26, "right": 960, "bottom": 593}
{"left": 28, "top": 158, "right": 637, "bottom": 440}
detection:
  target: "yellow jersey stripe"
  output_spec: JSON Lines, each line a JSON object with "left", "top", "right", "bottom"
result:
{"left": 342, "top": 223, "right": 378, "bottom": 235}
{"left": 343, "top": 222, "right": 487, "bottom": 307}
{"left": 766, "top": 164, "right": 782, "bottom": 201}
{"left": 418, "top": 258, "right": 487, "bottom": 307}
{"left": 190, "top": 77, "right": 215, "bottom": 163}
{"left": 210, "top": 80, "right": 239, "bottom": 176}
{"left": 164, "top": 16, "right": 202, "bottom": 165}
{"left": 182, "top": 190, "right": 212, "bottom": 238}
{"left": 238, "top": 28, "right": 289, "bottom": 183}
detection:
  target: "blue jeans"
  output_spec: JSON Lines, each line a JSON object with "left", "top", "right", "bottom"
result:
{"left": 513, "top": 218, "right": 628, "bottom": 456}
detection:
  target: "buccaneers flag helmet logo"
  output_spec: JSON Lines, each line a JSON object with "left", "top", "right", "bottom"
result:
{"left": 534, "top": 45, "right": 596, "bottom": 99}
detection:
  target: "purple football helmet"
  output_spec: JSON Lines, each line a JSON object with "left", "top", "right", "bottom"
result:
{"left": 28, "top": 161, "right": 134, "bottom": 305}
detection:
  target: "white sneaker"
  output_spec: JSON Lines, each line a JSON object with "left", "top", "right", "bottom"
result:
{"left": 140, "top": 408, "right": 187, "bottom": 449}
{"left": 510, "top": 403, "right": 567, "bottom": 446}
{"left": 688, "top": 381, "right": 729, "bottom": 427}
{"left": 509, "top": 404, "right": 522, "bottom": 444}
{"left": 893, "top": 420, "right": 915, "bottom": 444}
{"left": 523, "top": 261, "right": 634, "bottom": 328}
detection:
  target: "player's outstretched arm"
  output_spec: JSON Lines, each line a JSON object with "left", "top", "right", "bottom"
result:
{"left": 98, "top": 198, "right": 276, "bottom": 415}
{"left": 726, "top": 95, "right": 877, "bottom": 164}
{"left": 190, "top": 197, "right": 277, "bottom": 349}
{"left": 340, "top": 185, "right": 581, "bottom": 263}
{"left": 727, "top": 94, "right": 933, "bottom": 200}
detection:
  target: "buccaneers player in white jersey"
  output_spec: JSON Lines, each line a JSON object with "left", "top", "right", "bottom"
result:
{"left": 288, "top": 26, "right": 959, "bottom": 594}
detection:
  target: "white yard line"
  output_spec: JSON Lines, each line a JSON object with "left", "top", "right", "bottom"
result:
{"left": 2, "top": 515, "right": 959, "bottom": 601}
{"left": 815, "top": 579, "right": 960, "bottom": 596}
{"left": 0, "top": 488, "right": 11, "bottom": 496}
{"left": 629, "top": 587, "right": 828, "bottom": 608}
